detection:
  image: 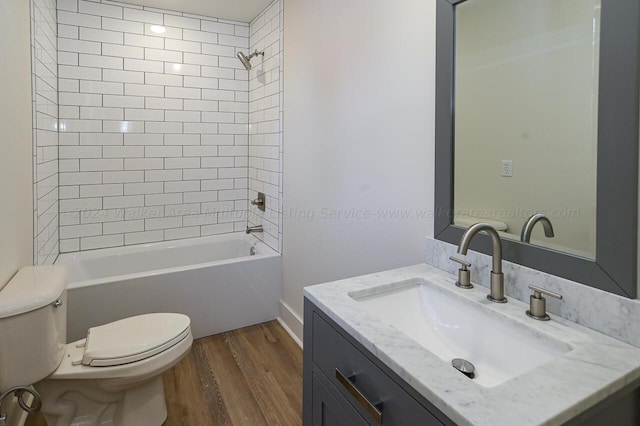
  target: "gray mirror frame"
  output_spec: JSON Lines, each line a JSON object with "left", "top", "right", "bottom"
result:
{"left": 435, "top": 0, "right": 640, "bottom": 298}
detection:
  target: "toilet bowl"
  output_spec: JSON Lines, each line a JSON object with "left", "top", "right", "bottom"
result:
{"left": 0, "top": 266, "right": 193, "bottom": 426}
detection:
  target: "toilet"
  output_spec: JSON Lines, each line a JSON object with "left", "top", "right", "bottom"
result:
{"left": 0, "top": 265, "right": 193, "bottom": 426}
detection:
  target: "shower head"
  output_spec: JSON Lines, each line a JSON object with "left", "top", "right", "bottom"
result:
{"left": 237, "top": 50, "right": 265, "bottom": 71}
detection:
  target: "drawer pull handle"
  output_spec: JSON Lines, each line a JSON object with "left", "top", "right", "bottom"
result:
{"left": 335, "top": 368, "right": 383, "bottom": 424}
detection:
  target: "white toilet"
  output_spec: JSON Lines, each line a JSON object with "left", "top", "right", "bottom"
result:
{"left": 0, "top": 265, "right": 193, "bottom": 426}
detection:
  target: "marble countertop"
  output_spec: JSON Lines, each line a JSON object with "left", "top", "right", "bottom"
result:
{"left": 304, "top": 263, "right": 640, "bottom": 426}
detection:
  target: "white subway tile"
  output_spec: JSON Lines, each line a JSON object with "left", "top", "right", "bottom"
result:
{"left": 145, "top": 217, "right": 182, "bottom": 230}
{"left": 123, "top": 8, "right": 163, "bottom": 25}
{"left": 125, "top": 108, "right": 164, "bottom": 121}
{"left": 125, "top": 230, "right": 163, "bottom": 245}
{"left": 143, "top": 23, "right": 182, "bottom": 40}
{"left": 60, "top": 159, "right": 80, "bottom": 172}
{"left": 202, "top": 111, "right": 234, "bottom": 123}
{"left": 183, "top": 53, "right": 218, "bottom": 67}
{"left": 59, "top": 106, "right": 80, "bottom": 119}
{"left": 165, "top": 87, "right": 201, "bottom": 99}
{"left": 184, "top": 76, "right": 219, "bottom": 89}
{"left": 145, "top": 169, "right": 182, "bottom": 182}
{"left": 145, "top": 97, "right": 182, "bottom": 110}
{"left": 57, "top": 0, "right": 78, "bottom": 13}
{"left": 145, "top": 72, "right": 182, "bottom": 86}
{"left": 58, "top": 11, "right": 101, "bottom": 28}
{"left": 124, "top": 182, "right": 163, "bottom": 195}
{"left": 124, "top": 58, "right": 164, "bottom": 73}
{"left": 164, "top": 14, "right": 200, "bottom": 30}
{"left": 183, "top": 146, "right": 218, "bottom": 157}
{"left": 145, "top": 193, "right": 182, "bottom": 206}
{"left": 183, "top": 29, "right": 218, "bottom": 44}
{"left": 102, "top": 43, "right": 144, "bottom": 59}
{"left": 184, "top": 191, "right": 218, "bottom": 203}
{"left": 59, "top": 145, "right": 101, "bottom": 159}
{"left": 124, "top": 158, "right": 164, "bottom": 170}
{"left": 80, "top": 80, "right": 123, "bottom": 95}
{"left": 183, "top": 168, "right": 218, "bottom": 180}
{"left": 219, "top": 34, "right": 248, "bottom": 48}
{"left": 164, "top": 180, "right": 200, "bottom": 193}
{"left": 60, "top": 172, "right": 102, "bottom": 185}
{"left": 59, "top": 186, "right": 80, "bottom": 199}
{"left": 58, "top": 51, "right": 78, "bottom": 66}
{"left": 80, "top": 208, "right": 127, "bottom": 224}
{"left": 103, "top": 195, "right": 144, "bottom": 209}
{"left": 60, "top": 78, "right": 80, "bottom": 92}
{"left": 219, "top": 79, "right": 246, "bottom": 91}
{"left": 124, "top": 133, "right": 163, "bottom": 145}
{"left": 164, "top": 157, "right": 200, "bottom": 169}
{"left": 125, "top": 83, "right": 163, "bottom": 97}
{"left": 60, "top": 223, "right": 102, "bottom": 239}
{"left": 102, "top": 17, "right": 144, "bottom": 34}
{"left": 80, "top": 183, "right": 124, "bottom": 197}
{"left": 60, "top": 239, "right": 80, "bottom": 253}
{"left": 219, "top": 123, "right": 248, "bottom": 134}
{"left": 80, "top": 159, "right": 123, "bottom": 171}
{"left": 80, "top": 107, "right": 124, "bottom": 120}
{"left": 165, "top": 226, "right": 200, "bottom": 240}
{"left": 79, "top": 27, "right": 123, "bottom": 44}
{"left": 165, "top": 110, "right": 200, "bottom": 122}
{"left": 60, "top": 212, "right": 81, "bottom": 226}
{"left": 103, "top": 94, "right": 144, "bottom": 108}
{"left": 103, "top": 69, "right": 144, "bottom": 84}
{"left": 103, "top": 120, "right": 145, "bottom": 133}
{"left": 103, "top": 220, "right": 144, "bottom": 234}
{"left": 235, "top": 25, "right": 249, "bottom": 37}
{"left": 59, "top": 119, "right": 102, "bottom": 132}
{"left": 202, "top": 89, "right": 234, "bottom": 101}
{"left": 202, "top": 223, "right": 234, "bottom": 236}
{"left": 103, "top": 170, "right": 144, "bottom": 183}
{"left": 124, "top": 33, "right": 164, "bottom": 49}
{"left": 219, "top": 101, "right": 247, "bottom": 113}
{"left": 164, "top": 63, "right": 200, "bottom": 77}
{"left": 59, "top": 92, "right": 101, "bottom": 107}
{"left": 59, "top": 65, "right": 101, "bottom": 80}
{"left": 165, "top": 39, "right": 201, "bottom": 54}
{"left": 184, "top": 100, "right": 219, "bottom": 112}
{"left": 201, "top": 44, "right": 235, "bottom": 58}
{"left": 164, "top": 134, "right": 200, "bottom": 145}
{"left": 144, "top": 121, "right": 183, "bottom": 133}
{"left": 218, "top": 189, "right": 247, "bottom": 201}
{"left": 184, "top": 123, "right": 219, "bottom": 134}
{"left": 103, "top": 146, "right": 144, "bottom": 158}
{"left": 60, "top": 197, "right": 102, "bottom": 212}
{"left": 201, "top": 21, "right": 235, "bottom": 35}
{"left": 200, "top": 66, "right": 235, "bottom": 80}
{"left": 144, "top": 146, "right": 182, "bottom": 157}
{"left": 81, "top": 234, "right": 123, "bottom": 250}
{"left": 78, "top": 1, "right": 122, "bottom": 19}
{"left": 144, "top": 48, "right": 182, "bottom": 63}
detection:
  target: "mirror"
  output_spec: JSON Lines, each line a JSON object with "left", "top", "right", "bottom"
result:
{"left": 435, "top": 0, "right": 639, "bottom": 297}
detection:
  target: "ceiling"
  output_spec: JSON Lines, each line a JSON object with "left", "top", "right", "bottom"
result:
{"left": 116, "top": 0, "right": 274, "bottom": 23}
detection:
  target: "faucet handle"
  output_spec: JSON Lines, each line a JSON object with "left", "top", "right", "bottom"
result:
{"left": 449, "top": 256, "right": 473, "bottom": 289}
{"left": 526, "top": 285, "right": 563, "bottom": 321}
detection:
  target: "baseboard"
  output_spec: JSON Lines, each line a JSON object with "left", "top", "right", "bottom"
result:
{"left": 277, "top": 300, "right": 303, "bottom": 348}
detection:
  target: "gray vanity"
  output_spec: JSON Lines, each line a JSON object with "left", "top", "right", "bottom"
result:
{"left": 302, "top": 264, "right": 640, "bottom": 426}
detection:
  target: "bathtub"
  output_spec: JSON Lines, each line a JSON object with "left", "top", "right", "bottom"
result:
{"left": 56, "top": 233, "right": 282, "bottom": 342}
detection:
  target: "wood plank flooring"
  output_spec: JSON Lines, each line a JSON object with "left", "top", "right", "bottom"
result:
{"left": 25, "top": 321, "right": 303, "bottom": 426}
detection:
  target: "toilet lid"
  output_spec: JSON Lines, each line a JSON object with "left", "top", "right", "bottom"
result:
{"left": 82, "top": 313, "right": 191, "bottom": 367}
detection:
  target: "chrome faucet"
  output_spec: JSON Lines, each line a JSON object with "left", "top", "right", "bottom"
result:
{"left": 246, "top": 225, "right": 264, "bottom": 234}
{"left": 457, "top": 223, "right": 507, "bottom": 303}
{"left": 520, "top": 213, "right": 554, "bottom": 243}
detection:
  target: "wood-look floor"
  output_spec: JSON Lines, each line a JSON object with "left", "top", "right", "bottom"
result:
{"left": 25, "top": 321, "right": 303, "bottom": 426}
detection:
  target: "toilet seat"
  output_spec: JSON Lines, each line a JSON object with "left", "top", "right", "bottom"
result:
{"left": 82, "top": 313, "right": 191, "bottom": 367}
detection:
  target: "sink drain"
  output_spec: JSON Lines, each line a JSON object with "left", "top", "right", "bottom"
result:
{"left": 451, "top": 358, "right": 475, "bottom": 379}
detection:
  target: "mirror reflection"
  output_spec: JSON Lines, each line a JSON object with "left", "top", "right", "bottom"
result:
{"left": 453, "top": 0, "right": 601, "bottom": 259}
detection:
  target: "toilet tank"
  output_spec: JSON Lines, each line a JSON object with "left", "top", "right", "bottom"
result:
{"left": 0, "top": 266, "right": 68, "bottom": 391}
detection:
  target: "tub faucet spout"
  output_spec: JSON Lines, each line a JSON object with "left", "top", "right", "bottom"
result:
{"left": 246, "top": 225, "right": 263, "bottom": 234}
{"left": 457, "top": 222, "right": 507, "bottom": 303}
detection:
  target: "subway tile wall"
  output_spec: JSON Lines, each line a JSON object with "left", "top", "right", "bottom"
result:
{"left": 56, "top": 0, "right": 253, "bottom": 252}
{"left": 247, "top": 0, "right": 283, "bottom": 251}
{"left": 32, "top": 0, "right": 60, "bottom": 265}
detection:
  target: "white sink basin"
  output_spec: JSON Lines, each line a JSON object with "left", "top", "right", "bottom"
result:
{"left": 349, "top": 278, "right": 572, "bottom": 387}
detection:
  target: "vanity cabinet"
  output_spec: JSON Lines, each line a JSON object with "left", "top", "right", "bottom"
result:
{"left": 303, "top": 298, "right": 455, "bottom": 426}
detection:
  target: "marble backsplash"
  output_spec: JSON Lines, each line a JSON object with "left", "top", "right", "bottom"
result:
{"left": 426, "top": 237, "right": 640, "bottom": 348}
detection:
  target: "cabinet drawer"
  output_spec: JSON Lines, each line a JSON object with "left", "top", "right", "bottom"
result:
{"left": 312, "top": 313, "right": 443, "bottom": 426}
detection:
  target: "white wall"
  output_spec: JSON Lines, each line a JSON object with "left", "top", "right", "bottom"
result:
{"left": 0, "top": 0, "right": 34, "bottom": 284}
{"left": 282, "top": 0, "right": 436, "bottom": 333}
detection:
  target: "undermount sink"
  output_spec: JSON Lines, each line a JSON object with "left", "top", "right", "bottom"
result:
{"left": 349, "top": 278, "right": 572, "bottom": 387}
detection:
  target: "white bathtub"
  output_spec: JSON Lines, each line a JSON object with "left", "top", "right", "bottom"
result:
{"left": 56, "top": 233, "right": 282, "bottom": 341}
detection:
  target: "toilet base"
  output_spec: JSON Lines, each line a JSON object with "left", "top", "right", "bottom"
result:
{"left": 35, "top": 376, "right": 167, "bottom": 426}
